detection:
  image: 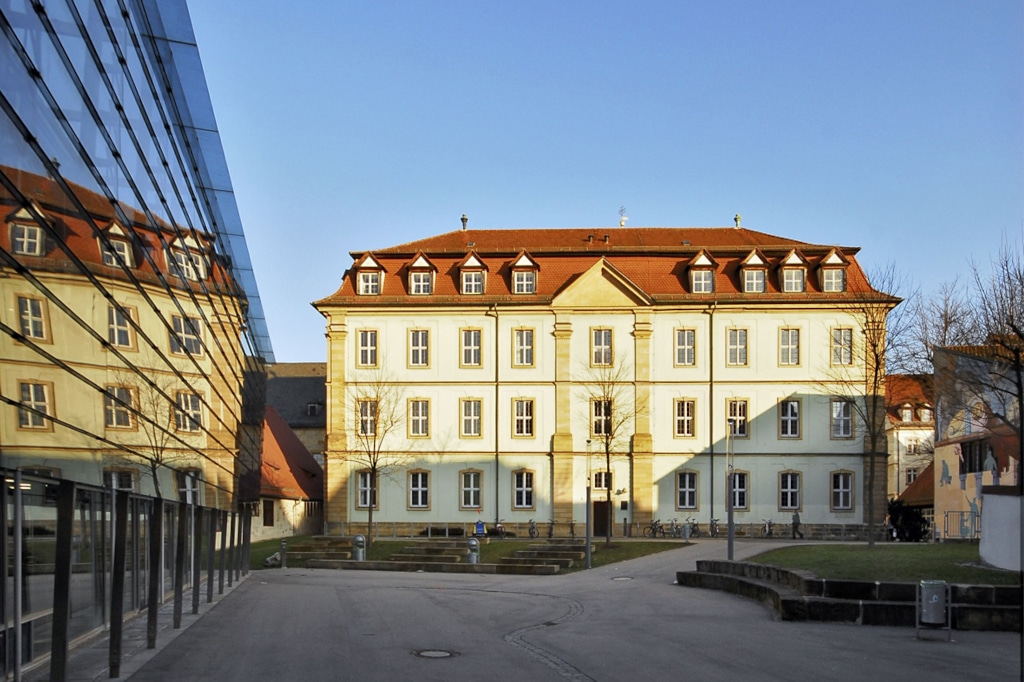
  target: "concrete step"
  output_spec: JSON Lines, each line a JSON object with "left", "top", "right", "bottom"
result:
{"left": 514, "top": 550, "right": 585, "bottom": 560}
{"left": 288, "top": 551, "right": 353, "bottom": 561}
{"left": 388, "top": 554, "right": 461, "bottom": 563}
{"left": 306, "top": 559, "right": 559, "bottom": 575}
{"left": 397, "top": 546, "right": 470, "bottom": 556}
{"left": 500, "top": 556, "right": 575, "bottom": 568}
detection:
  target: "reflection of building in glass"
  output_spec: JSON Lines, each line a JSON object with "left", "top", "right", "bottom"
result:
{"left": 1, "top": 1, "right": 270, "bottom": 505}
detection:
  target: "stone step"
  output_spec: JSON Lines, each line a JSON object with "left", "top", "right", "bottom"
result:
{"left": 388, "top": 554, "right": 461, "bottom": 563}
{"left": 500, "top": 556, "right": 575, "bottom": 568}
{"left": 288, "top": 551, "right": 353, "bottom": 561}
{"left": 397, "top": 545, "right": 470, "bottom": 556}
{"left": 514, "top": 550, "right": 585, "bottom": 560}
{"left": 307, "top": 559, "right": 559, "bottom": 575}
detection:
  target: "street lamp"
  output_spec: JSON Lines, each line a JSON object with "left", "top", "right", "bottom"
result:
{"left": 585, "top": 439, "right": 592, "bottom": 569}
{"left": 726, "top": 418, "right": 736, "bottom": 560}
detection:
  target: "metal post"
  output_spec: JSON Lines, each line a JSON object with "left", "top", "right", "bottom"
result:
{"left": 218, "top": 510, "right": 227, "bottom": 595}
{"left": 726, "top": 419, "right": 735, "bottom": 560}
{"left": 585, "top": 484, "right": 592, "bottom": 569}
{"left": 192, "top": 507, "right": 203, "bottom": 614}
{"left": 110, "top": 490, "right": 129, "bottom": 677}
{"left": 280, "top": 539, "right": 288, "bottom": 569}
{"left": 14, "top": 471, "right": 24, "bottom": 682}
{"left": 147, "top": 498, "right": 163, "bottom": 649}
{"left": 173, "top": 500, "right": 187, "bottom": 628}
{"left": 50, "top": 480, "right": 77, "bottom": 681}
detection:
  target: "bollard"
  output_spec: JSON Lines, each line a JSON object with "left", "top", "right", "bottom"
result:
{"left": 467, "top": 537, "right": 480, "bottom": 564}
{"left": 280, "top": 539, "right": 287, "bottom": 569}
{"left": 353, "top": 535, "right": 366, "bottom": 561}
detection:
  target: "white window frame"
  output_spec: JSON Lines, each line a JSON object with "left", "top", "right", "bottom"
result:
{"left": 591, "top": 328, "right": 612, "bottom": 367}
{"left": 358, "top": 271, "right": 380, "bottom": 295}
{"left": 357, "top": 471, "right": 378, "bottom": 509}
{"left": 513, "top": 328, "right": 534, "bottom": 367}
{"left": 727, "top": 399, "right": 748, "bottom": 438}
{"left": 779, "top": 399, "right": 800, "bottom": 439}
{"left": 780, "top": 471, "right": 800, "bottom": 510}
{"left": 513, "top": 398, "right": 534, "bottom": 437}
{"left": 461, "top": 328, "right": 482, "bottom": 367}
{"left": 744, "top": 269, "right": 765, "bottom": 293}
{"left": 782, "top": 268, "right": 805, "bottom": 292}
{"left": 358, "top": 329, "right": 378, "bottom": 367}
{"left": 104, "top": 469, "right": 136, "bottom": 492}
{"left": 831, "top": 399, "right": 854, "bottom": 439}
{"left": 593, "top": 471, "right": 612, "bottom": 490}
{"left": 108, "top": 305, "right": 135, "bottom": 349}
{"left": 170, "top": 315, "right": 203, "bottom": 356}
{"left": 173, "top": 248, "right": 205, "bottom": 281}
{"left": 409, "top": 329, "right": 429, "bottom": 367}
{"left": 358, "top": 400, "right": 377, "bottom": 436}
{"left": 592, "top": 398, "right": 612, "bottom": 437}
{"left": 677, "top": 471, "right": 698, "bottom": 509}
{"left": 18, "top": 381, "right": 51, "bottom": 429}
{"left": 461, "top": 399, "right": 482, "bottom": 437}
{"left": 513, "top": 270, "right": 536, "bottom": 294}
{"left": 823, "top": 268, "right": 846, "bottom": 292}
{"left": 408, "top": 399, "right": 430, "bottom": 437}
{"left": 779, "top": 328, "right": 800, "bottom": 366}
{"left": 831, "top": 471, "right": 853, "bottom": 511}
{"left": 674, "top": 398, "right": 695, "bottom": 437}
{"left": 408, "top": 470, "right": 429, "bottom": 509}
{"left": 691, "top": 269, "right": 714, "bottom": 293}
{"left": 12, "top": 224, "right": 43, "bottom": 256}
{"left": 101, "top": 239, "right": 132, "bottom": 268}
{"left": 461, "top": 271, "right": 484, "bottom": 294}
{"left": 730, "top": 471, "right": 749, "bottom": 510}
{"left": 17, "top": 296, "right": 47, "bottom": 340}
{"left": 675, "top": 328, "right": 696, "bottom": 366}
{"left": 832, "top": 328, "right": 853, "bottom": 366}
{"left": 460, "top": 469, "right": 482, "bottom": 510}
{"left": 174, "top": 392, "right": 202, "bottom": 432}
{"left": 513, "top": 469, "right": 534, "bottom": 509}
{"left": 104, "top": 386, "right": 134, "bottom": 429}
{"left": 726, "top": 328, "right": 748, "bottom": 366}
{"left": 410, "top": 270, "right": 433, "bottom": 295}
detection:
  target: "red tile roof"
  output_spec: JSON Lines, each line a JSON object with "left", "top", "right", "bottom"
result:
{"left": 315, "top": 227, "right": 891, "bottom": 306}
{"left": 885, "top": 374, "right": 934, "bottom": 424}
{"left": 261, "top": 407, "right": 323, "bottom": 501}
{"left": 897, "top": 462, "right": 934, "bottom": 507}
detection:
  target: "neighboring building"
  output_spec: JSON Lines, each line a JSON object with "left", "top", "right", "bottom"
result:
{"left": 933, "top": 344, "right": 1021, "bottom": 562}
{"left": 314, "top": 224, "right": 896, "bottom": 536}
{"left": 885, "top": 374, "right": 935, "bottom": 499}
{"left": 266, "top": 363, "right": 328, "bottom": 464}
{"left": 895, "top": 461, "right": 935, "bottom": 531}
{"left": 252, "top": 407, "right": 324, "bottom": 541}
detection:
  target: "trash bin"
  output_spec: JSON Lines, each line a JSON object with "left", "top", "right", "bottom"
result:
{"left": 475, "top": 520, "right": 485, "bottom": 537}
{"left": 467, "top": 537, "right": 480, "bottom": 564}
{"left": 920, "top": 580, "right": 946, "bottom": 624}
{"left": 353, "top": 535, "right": 366, "bottom": 562}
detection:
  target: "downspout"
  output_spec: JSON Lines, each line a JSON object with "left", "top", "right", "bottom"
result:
{"left": 488, "top": 303, "right": 500, "bottom": 526}
{"left": 706, "top": 302, "right": 716, "bottom": 522}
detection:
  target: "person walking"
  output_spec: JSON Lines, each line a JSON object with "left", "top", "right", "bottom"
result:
{"left": 791, "top": 511, "right": 804, "bottom": 539}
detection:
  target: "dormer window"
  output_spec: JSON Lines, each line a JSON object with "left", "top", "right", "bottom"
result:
{"left": 743, "top": 269, "right": 765, "bottom": 293}
{"left": 409, "top": 270, "right": 433, "bottom": 294}
{"left": 11, "top": 224, "right": 43, "bottom": 256}
{"left": 822, "top": 268, "right": 846, "bottom": 292}
{"left": 691, "top": 269, "right": 714, "bottom": 293}
{"left": 101, "top": 239, "right": 133, "bottom": 268}
{"left": 462, "top": 271, "right": 484, "bottom": 294}
{"left": 782, "top": 268, "right": 805, "bottom": 292}
{"left": 513, "top": 270, "right": 536, "bottom": 294}
{"left": 359, "top": 271, "right": 380, "bottom": 295}
{"left": 173, "top": 248, "right": 206, "bottom": 281}
{"left": 900, "top": 405, "right": 913, "bottom": 423}
{"left": 920, "top": 407, "right": 932, "bottom": 422}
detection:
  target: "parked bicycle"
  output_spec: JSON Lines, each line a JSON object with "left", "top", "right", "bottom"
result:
{"left": 666, "top": 518, "right": 683, "bottom": 538}
{"left": 684, "top": 516, "right": 701, "bottom": 538}
{"left": 709, "top": 518, "right": 720, "bottom": 538}
{"left": 643, "top": 519, "right": 666, "bottom": 538}
{"left": 528, "top": 518, "right": 539, "bottom": 539}
{"left": 760, "top": 518, "right": 774, "bottom": 538}
{"left": 495, "top": 519, "right": 508, "bottom": 539}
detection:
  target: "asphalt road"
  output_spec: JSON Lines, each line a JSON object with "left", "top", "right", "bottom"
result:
{"left": 118, "top": 540, "right": 1021, "bottom": 682}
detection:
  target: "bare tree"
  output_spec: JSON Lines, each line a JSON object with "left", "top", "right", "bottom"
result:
{"left": 906, "top": 278, "right": 981, "bottom": 374}
{"left": 578, "top": 356, "right": 646, "bottom": 546}
{"left": 344, "top": 369, "right": 406, "bottom": 547}
{"left": 822, "top": 264, "right": 909, "bottom": 546}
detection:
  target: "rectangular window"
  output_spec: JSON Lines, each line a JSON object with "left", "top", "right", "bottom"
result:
{"left": 831, "top": 472, "right": 853, "bottom": 510}
{"left": 12, "top": 224, "right": 43, "bottom": 255}
{"left": 727, "top": 328, "right": 747, "bottom": 366}
{"left": 594, "top": 471, "right": 612, "bottom": 490}
{"left": 358, "top": 329, "right": 378, "bottom": 367}
{"left": 691, "top": 269, "right": 714, "bottom": 293}
{"left": 409, "top": 471, "right": 429, "bottom": 508}
{"left": 779, "top": 399, "right": 800, "bottom": 439}
{"left": 170, "top": 316, "right": 203, "bottom": 355}
{"left": 823, "top": 269, "right": 846, "bottom": 292}
{"left": 410, "top": 271, "right": 433, "bottom": 294}
{"left": 358, "top": 400, "right": 377, "bottom": 436}
{"left": 104, "top": 386, "right": 134, "bottom": 428}
{"left": 906, "top": 468, "right": 919, "bottom": 485}
{"left": 108, "top": 306, "right": 133, "bottom": 348}
{"left": 780, "top": 472, "right": 800, "bottom": 510}
{"left": 102, "top": 239, "right": 132, "bottom": 267}
{"left": 173, "top": 249, "right": 205, "bottom": 281}
{"left": 461, "top": 329, "right": 482, "bottom": 367}
{"left": 744, "top": 269, "right": 765, "bottom": 293}
{"left": 18, "top": 382, "right": 50, "bottom": 428}
{"left": 409, "top": 399, "right": 429, "bottom": 437}
{"left": 262, "top": 500, "right": 275, "bottom": 527}
{"left": 17, "top": 296, "right": 47, "bottom": 340}
{"left": 461, "top": 470, "right": 481, "bottom": 509}
{"left": 783, "top": 268, "right": 805, "bottom": 292}
{"left": 409, "top": 329, "right": 429, "bottom": 367}
{"left": 674, "top": 328, "right": 696, "bottom": 366}
{"left": 357, "top": 471, "right": 377, "bottom": 508}
{"left": 513, "top": 470, "right": 534, "bottom": 508}
{"left": 461, "top": 399, "right": 482, "bottom": 437}
{"left": 104, "top": 470, "right": 135, "bottom": 491}
{"left": 906, "top": 438, "right": 920, "bottom": 454}
{"left": 462, "top": 271, "right": 483, "bottom": 294}
{"left": 832, "top": 328, "right": 853, "bottom": 365}
{"left": 175, "top": 392, "right": 202, "bottom": 432}
{"left": 831, "top": 399, "right": 853, "bottom": 438}
{"left": 591, "top": 328, "right": 612, "bottom": 366}
{"left": 513, "top": 270, "right": 536, "bottom": 294}
{"left": 513, "top": 328, "right": 534, "bottom": 367}
{"left": 677, "top": 471, "right": 697, "bottom": 509}
{"left": 359, "top": 271, "right": 380, "bottom": 295}
{"left": 513, "top": 398, "right": 534, "bottom": 437}
{"left": 674, "top": 399, "right": 695, "bottom": 437}
{"left": 727, "top": 399, "right": 748, "bottom": 438}
{"left": 592, "top": 399, "right": 612, "bottom": 436}
{"left": 731, "top": 472, "right": 749, "bottom": 510}
{"left": 779, "top": 328, "right": 800, "bottom": 365}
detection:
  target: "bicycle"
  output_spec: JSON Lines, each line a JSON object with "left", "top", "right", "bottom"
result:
{"left": 528, "top": 518, "right": 539, "bottom": 539}
{"left": 666, "top": 518, "right": 682, "bottom": 538}
{"left": 760, "top": 518, "right": 774, "bottom": 538}
{"left": 643, "top": 519, "right": 666, "bottom": 538}
{"left": 495, "top": 519, "right": 508, "bottom": 539}
{"left": 709, "top": 518, "right": 720, "bottom": 538}
{"left": 684, "top": 516, "right": 701, "bottom": 538}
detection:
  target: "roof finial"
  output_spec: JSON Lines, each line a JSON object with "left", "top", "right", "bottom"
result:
{"left": 619, "top": 205, "right": 628, "bottom": 227}
{"left": 461, "top": 213, "right": 468, "bottom": 230}
{"left": 734, "top": 213, "right": 742, "bottom": 227}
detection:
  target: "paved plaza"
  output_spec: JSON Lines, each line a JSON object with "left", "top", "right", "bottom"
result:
{"left": 45, "top": 540, "right": 1022, "bottom": 682}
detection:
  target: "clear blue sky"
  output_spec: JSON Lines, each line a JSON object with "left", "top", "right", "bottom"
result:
{"left": 189, "top": 1, "right": 1023, "bottom": 363}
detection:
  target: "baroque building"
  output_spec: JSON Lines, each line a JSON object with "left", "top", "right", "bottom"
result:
{"left": 315, "top": 223, "right": 895, "bottom": 536}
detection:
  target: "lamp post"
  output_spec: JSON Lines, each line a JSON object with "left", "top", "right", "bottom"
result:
{"left": 726, "top": 418, "right": 735, "bottom": 560}
{"left": 585, "top": 439, "right": 592, "bottom": 569}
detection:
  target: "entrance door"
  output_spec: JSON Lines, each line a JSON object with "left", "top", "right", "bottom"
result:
{"left": 592, "top": 500, "right": 610, "bottom": 537}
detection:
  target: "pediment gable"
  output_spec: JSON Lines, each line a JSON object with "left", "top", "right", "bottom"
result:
{"left": 552, "top": 258, "right": 651, "bottom": 308}
{"left": 170, "top": 233, "right": 204, "bottom": 252}
{"left": 781, "top": 249, "right": 808, "bottom": 266}
{"left": 104, "top": 221, "right": 129, "bottom": 239}
{"left": 458, "top": 252, "right": 487, "bottom": 270}
{"left": 740, "top": 249, "right": 768, "bottom": 267}
{"left": 820, "top": 248, "right": 849, "bottom": 266}
{"left": 688, "top": 249, "right": 718, "bottom": 268}
{"left": 409, "top": 252, "right": 435, "bottom": 270}
{"left": 353, "top": 253, "right": 383, "bottom": 270}
{"left": 512, "top": 250, "right": 538, "bottom": 269}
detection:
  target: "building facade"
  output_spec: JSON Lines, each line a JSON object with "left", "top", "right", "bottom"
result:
{"left": 885, "top": 374, "right": 935, "bottom": 500}
{"left": 315, "top": 225, "right": 896, "bottom": 536}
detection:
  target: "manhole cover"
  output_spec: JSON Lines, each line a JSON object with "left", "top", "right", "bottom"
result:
{"left": 612, "top": 576, "right": 633, "bottom": 581}
{"left": 413, "top": 649, "right": 458, "bottom": 659}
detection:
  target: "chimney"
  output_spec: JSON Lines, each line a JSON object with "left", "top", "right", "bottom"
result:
{"left": 461, "top": 214, "right": 468, "bottom": 230}
{"left": 603, "top": 234, "right": 610, "bottom": 243}
{"left": 587, "top": 234, "right": 594, "bottom": 244}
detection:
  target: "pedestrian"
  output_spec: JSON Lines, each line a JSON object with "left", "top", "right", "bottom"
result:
{"left": 791, "top": 511, "right": 804, "bottom": 539}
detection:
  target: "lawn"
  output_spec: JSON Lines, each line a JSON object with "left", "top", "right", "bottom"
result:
{"left": 748, "top": 543, "right": 1021, "bottom": 585}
